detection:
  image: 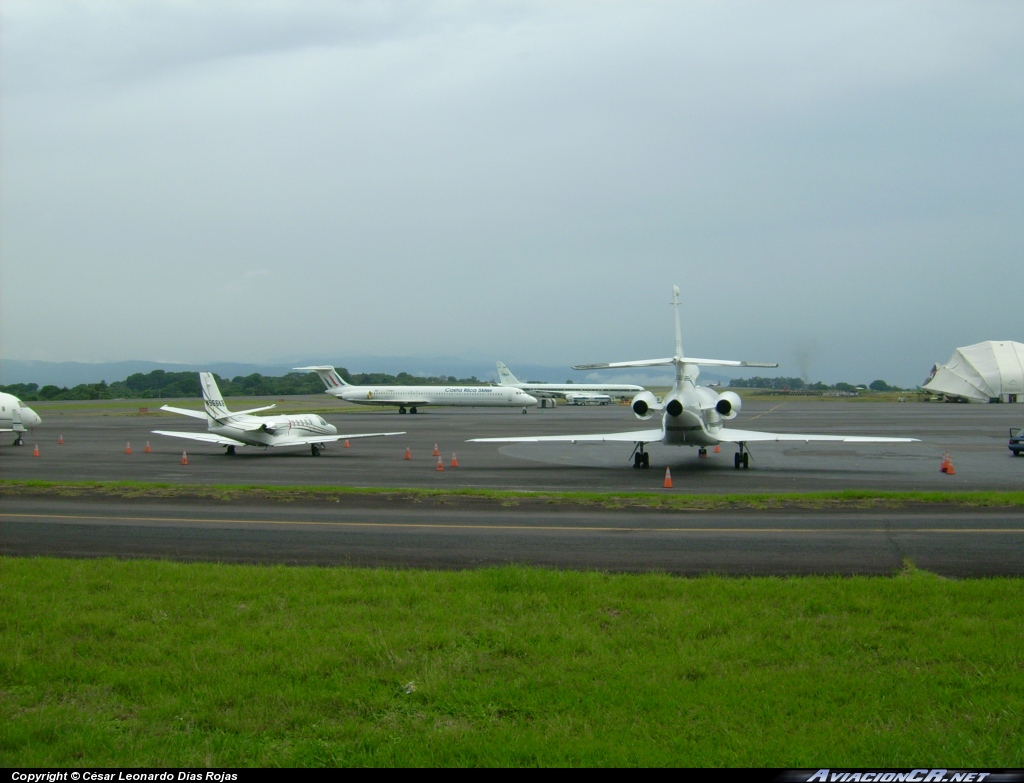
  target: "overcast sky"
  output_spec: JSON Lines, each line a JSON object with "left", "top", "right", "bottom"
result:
{"left": 2, "top": 1, "right": 1021, "bottom": 387}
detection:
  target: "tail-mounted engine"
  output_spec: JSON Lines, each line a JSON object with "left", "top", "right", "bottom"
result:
{"left": 631, "top": 391, "right": 661, "bottom": 420}
{"left": 714, "top": 390, "right": 742, "bottom": 420}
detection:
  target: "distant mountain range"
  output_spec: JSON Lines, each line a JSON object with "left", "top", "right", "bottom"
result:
{"left": 1, "top": 357, "right": 700, "bottom": 389}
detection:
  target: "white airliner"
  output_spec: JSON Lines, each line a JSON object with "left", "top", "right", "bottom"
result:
{"left": 471, "top": 286, "right": 918, "bottom": 469}
{"left": 0, "top": 391, "right": 42, "bottom": 446}
{"left": 296, "top": 366, "right": 538, "bottom": 414}
{"left": 496, "top": 362, "right": 644, "bottom": 403}
{"left": 153, "top": 372, "right": 403, "bottom": 456}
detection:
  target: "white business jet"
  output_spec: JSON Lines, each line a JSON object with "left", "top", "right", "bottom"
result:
{"left": 496, "top": 362, "right": 644, "bottom": 404}
{"left": 471, "top": 286, "right": 918, "bottom": 469}
{"left": 153, "top": 372, "right": 403, "bottom": 456}
{"left": 296, "top": 366, "right": 538, "bottom": 414}
{"left": 0, "top": 391, "right": 42, "bottom": 446}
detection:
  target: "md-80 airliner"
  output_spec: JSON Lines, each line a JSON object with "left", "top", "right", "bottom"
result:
{"left": 297, "top": 366, "right": 537, "bottom": 413}
{"left": 471, "top": 286, "right": 918, "bottom": 469}
{"left": 496, "top": 362, "right": 644, "bottom": 404}
{"left": 153, "top": 372, "right": 403, "bottom": 456}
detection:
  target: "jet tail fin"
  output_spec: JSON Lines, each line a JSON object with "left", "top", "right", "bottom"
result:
{"left": 496, "top": 361, "right": 521, "bottom": 386}
{"left": 294, "top": 365, "right": 350, "bottom": 391}
{"left": 199, "top": 372, "right": 232, "bottom": 421}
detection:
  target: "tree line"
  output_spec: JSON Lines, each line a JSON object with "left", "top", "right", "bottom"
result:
{"left": 1, "top": 368, "right": 484, "bottom": 401}
{"left": 728, "top": 377, "right": 904, "bottom": 392}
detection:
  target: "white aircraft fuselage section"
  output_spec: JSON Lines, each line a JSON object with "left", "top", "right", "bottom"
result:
{"left": 208, "top": 412, "right": 339, "bottom": 449}
{"left": 296, "top": 366, "right": 538, "bottom": 412}
{"left": 1, "top": 391, "right": 42, "bottom": 445}
{"left": 496, "top": 361, "right": 643, "bottom": 400}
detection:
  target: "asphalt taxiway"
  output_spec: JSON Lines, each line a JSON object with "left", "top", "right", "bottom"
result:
{"left": 3, "top": 397, "right": 1021, "bottom": 491}
{"left": 2, "top": 398, "right": 1022, "bottom": 573}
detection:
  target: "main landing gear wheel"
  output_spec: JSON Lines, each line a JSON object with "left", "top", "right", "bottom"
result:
{"left": 632, "top": 450, "right": 650, "bottom": 469}
{"left": 399, "top": 407, "right": 407, "bottom": 414}
{"left": 733, "top": 446, "right": 749, "bottom": 470}
{"left": 311, "top": 444, "right": 321, "bottom": 456}
{"left": 225, "top": 446, "right": 236, "bottom": 456}
{"left": 14, "top": 436, "right": 24, "bottom": 446}
{"left": 410, "top": 407, "right": 418, "bottom": 414}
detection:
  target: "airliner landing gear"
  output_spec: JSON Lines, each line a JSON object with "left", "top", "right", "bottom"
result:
{"left": 522, "top": 407, "right": 528, "bottom": 414}
{"left": 410, "top": 407, "right": 418, "bottom": 414}
{"left": 698, "top": 447, "right": 707, "bottom": 458}
{"left": 631, "top": 443, "right": 650, "bottom": 469}
{"left": 399, "top": 407, "right": 407, "bottom": 414}
{"left": 225, "top": 445, "right": 236, "bottom": 456}
{"left": 733, "top": 443, "right": 750, "bottom": 470}
{"left": 13, "top": 436, "right": 24, "bottom": 446}
{"left": 311, "top": 444, "right": 321, "bottom": 456}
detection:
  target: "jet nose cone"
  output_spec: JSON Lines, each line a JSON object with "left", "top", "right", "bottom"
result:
{"left": 522, "top": 393, "right": 538, "bottom": 407}
{"left": 21, "top": 407, "right": 42, "bottom": 426}
{"left": 326, "top": 424, "right": 338, "bottom": 436}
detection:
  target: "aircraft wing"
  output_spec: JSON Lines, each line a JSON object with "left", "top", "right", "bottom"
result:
{"left": 232, "top": 405, "right": 276, "bottom": 416}
{"left": 715, "top": 427, "right": 919, "bottom": 444}
{"left": 151, "top": 430, "right": 248, "bottom": 447}
{"left": 469, "top": 428, "right": 664, "bottom": 444}
{"left": 159, "top": 405, "right": 208, "bottom": 420}
{"left": 573, "top": 358, "right": 674, "bottom": 370}
{"left": 270, "top": 431, "right": 406, "bottom": 447}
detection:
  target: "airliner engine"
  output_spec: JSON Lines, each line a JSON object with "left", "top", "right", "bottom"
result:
{"left": 714, "top": 391, "right": 742, "bottom": 419}
{"left": 631, "top": 391, "right": 661, "bottom": 420}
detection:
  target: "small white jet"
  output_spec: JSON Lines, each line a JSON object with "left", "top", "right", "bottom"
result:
{"left": 496, "top": 361, "right": 643, "bottom": 403}
{"left": 296, "top": 365, "right": 538, "bottom": 414}
{"left": 0, "top": 391, "right": 42, "bottom": 446}
{"left": 153, "top": 372, "right": 404, "bottom": 456}
{"left": 471, "top": 286, "right": 918, "bottom": 469}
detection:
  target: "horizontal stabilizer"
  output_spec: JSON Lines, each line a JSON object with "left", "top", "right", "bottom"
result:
{"left": 573, "top": 358, "right": 778, "bottom": 370}
{"left": 468, "top": 428, "right": 664, "bottom": 444}
{"left": 159, "top": 405, "right": 209, "bottom": 420}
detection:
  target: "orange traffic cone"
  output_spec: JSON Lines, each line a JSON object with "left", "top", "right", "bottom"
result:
{"left": 432, "top": 443, "right": 440, "bottom": 457}
{"left": 144, "top": 441, "right": 151, "bottom": 453}
{"left": 125, "top": 442, "right": 132, "bottom": 455}
{"left": 405, "top": 446, "right": 412, "bottom": 460}
{"left": 713, "top": 445, "right": 720, "bottom": 453}
{"left": 450, "top": 452, "right": 459, "bottom": 468}
{"left": 663, "top": 467, "right": 673, "bottom": 488}
{"left": 436, "top": 456, "right": 444, "bottom": 471}
{"left": 33, "top": 444, "right": 40, "bottom": 457}
{"left": 58, "top": 434, "right": 64, "bottom": 445}
{"left": 344, "top": 440, "right": 350, "bottom": 448}
{"left": 181, "top": 451, "right": 188, "bottom": 465}
{"left": 940, "top": 452, "right": 955, "bottom": 475}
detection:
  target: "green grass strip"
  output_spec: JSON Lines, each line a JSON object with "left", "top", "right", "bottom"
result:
{"left": 1, "top": 557, "right": 1022, "bottom": 766}
{"left": 3, "top": 478, "right": 1024, "bottom": 510}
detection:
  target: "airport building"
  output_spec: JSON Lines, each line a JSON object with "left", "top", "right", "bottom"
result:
{"left": 922, "top": 340, "right": 1024, "bottom": 403}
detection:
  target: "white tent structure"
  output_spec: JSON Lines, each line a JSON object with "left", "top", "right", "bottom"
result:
{"left": 922, "top": 341, "right": 1024, "bottom": 403}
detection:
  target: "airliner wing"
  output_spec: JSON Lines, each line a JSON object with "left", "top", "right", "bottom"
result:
{"left": 469, "top": 428, "right": 664, "bottom": 444}
{"left": 151, "top": 430, "right": 248, "bottom": 446}
{"left": 159, "top": 405, "right": 208, "bottom": 420}
{"left": 716, "top": 427, "right": 919, "bottom": 444}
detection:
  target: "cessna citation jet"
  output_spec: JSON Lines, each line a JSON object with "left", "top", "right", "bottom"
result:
{"left": 0, "top": 391, "right": 42, "bottom": 446}
{"left": 471, "top": 286, "right": 918, "bottom": 469}
{"left": 153, "top": 372, "right": 403, "bottom": 456}
{"left": 496, "top": 361, "right": 644, "bottom": 404}
{"left": 296, "top": 366, "right": 538, "bottom": 413}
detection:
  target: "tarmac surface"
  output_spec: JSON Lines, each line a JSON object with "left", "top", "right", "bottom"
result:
{"left": 3, "top": 397, "right": 1023, "bottom": 574}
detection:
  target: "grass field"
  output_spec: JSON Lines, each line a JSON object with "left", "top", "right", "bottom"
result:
{"left": 4, "top": 479, "right": 1024, "bottom": 511}
{"left": 2, "top": 557, "right": 1022, "bottom": 767}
